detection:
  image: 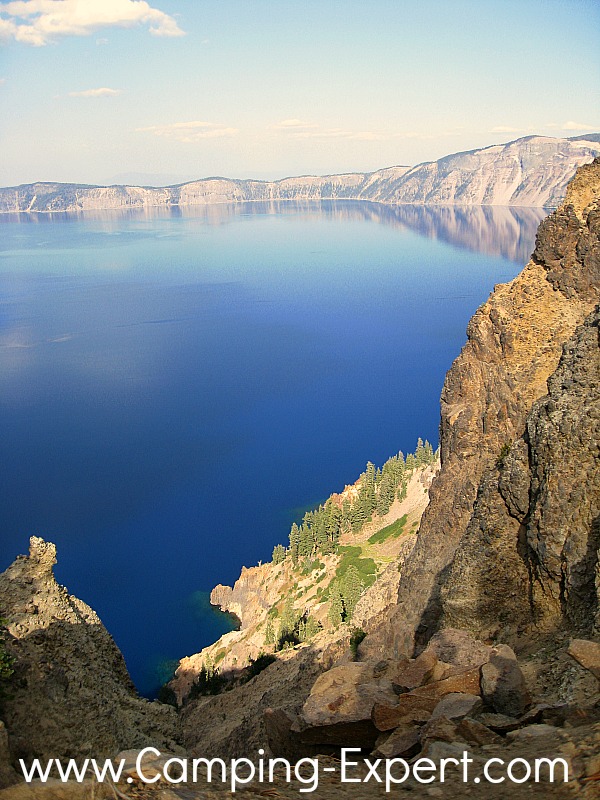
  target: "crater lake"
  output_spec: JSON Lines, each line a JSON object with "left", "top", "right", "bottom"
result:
{"left": 0, "top": 200, "right": 546, "bottom": 695}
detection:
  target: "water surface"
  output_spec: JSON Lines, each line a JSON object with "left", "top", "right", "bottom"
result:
{"left": 0, "top": 201, "right": 545, "bottom": 694}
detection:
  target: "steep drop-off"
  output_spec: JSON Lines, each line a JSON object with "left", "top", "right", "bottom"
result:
{"left": 360, "top": 158, "right": 600, "bottom": 665}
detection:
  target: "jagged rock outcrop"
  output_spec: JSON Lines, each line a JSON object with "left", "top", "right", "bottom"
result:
{"left": 1, "top": 135, "right": 598, "bottom": 214}
{"left": 0, "top": 537, "right": 181, "bottom": 765}
{"left": 358, "top": 158, "right": 600, "bottom": 667}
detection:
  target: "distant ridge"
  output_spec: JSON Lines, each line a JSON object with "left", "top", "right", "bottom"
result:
{"left": 1, "top": 134, "right": 599, "bottom": 213}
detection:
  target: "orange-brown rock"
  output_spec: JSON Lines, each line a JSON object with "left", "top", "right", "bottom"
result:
{"left": 372, "top": 695, "right": 439, "bottom": 732}
{"left": 410, "top": 666, "right": 481, "bottom": 698}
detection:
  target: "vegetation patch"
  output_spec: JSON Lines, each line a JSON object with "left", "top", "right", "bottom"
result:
{"left": 368, "top": 514, "right": 408, "bottom": 545}
{"left": 336, "top": 545, "right": 378, "bottom": 587}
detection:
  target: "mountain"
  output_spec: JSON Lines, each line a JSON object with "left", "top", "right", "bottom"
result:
{"left": 1, "top": 135, "right": 599, "bottom": 214}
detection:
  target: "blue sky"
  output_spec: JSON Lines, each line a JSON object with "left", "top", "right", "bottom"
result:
{"left": 1, "top": 0, "right": 599, "bottom": 185}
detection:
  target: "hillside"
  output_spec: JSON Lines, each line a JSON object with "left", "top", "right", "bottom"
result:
{"left": 1, "top": 135, "right": 598, "bottom": 213}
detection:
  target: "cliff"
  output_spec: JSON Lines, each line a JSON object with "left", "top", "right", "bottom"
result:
{"left": 0, "top": 537, "right": 181, "bottom": 768}
{"left": 1, "top": 135, "right": 598, "bottom": 214}
{"left": 360, "top": 157, "right": 600, "bottom": 665}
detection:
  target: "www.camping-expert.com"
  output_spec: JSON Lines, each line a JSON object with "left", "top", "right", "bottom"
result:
{"left": 19, "top": 746, "right": 571, "bottom": 793}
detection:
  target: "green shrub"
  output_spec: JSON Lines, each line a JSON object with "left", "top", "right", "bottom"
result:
{"left": 242, "top": 653, "right": 276, "bottom": 683}
{"left": 496, "top": 443, "right": 511, "bottom": 469}
{"left": 368, "top": 515, "right": 408, "bottom": 545}
{"left": 156, "top": 685, "right": 178, "bottom": 707}
{"left": 349, "top": 627, "right": 367, "bottom": 660}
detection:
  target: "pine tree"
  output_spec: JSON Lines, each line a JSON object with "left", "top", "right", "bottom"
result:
{"left": 328, "top": 580, "right": 344, "bottom": 628}
{"left": 272, "top": 544, "right": 286, "bottom": 565}
{"left": 265, "top": 618, "right": 275, "bottom": 646}
{"left": 289, "top": 523, "right": 300, "bottom": 565}
{"left": 341, "top": 565, "right": 363, "bottom": 619}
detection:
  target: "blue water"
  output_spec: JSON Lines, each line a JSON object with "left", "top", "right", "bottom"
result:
{"left": 0, "top": 201, "right": 544, "bottom": 695}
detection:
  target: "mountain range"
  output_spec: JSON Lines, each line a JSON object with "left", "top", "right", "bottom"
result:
{"left": 1, "top": 135, "right": 599, "bottom": 214}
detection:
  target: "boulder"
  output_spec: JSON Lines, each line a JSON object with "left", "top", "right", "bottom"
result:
{"left": 420, "top": 716, "right": 465, "bottom": 745}
{"left": 422, "top": 629, "right": 493, "bottom": 669}
{"left": 300, "top": 663, "right": 398, "bottom": 728}
{"left": 456, "top": 717, "right": 503, "bottom": 746}
{"left": 263, "top": 708, "right": 323, "bottom": 760}
{"left": 372, "top": 725, "right": 421, "bottom": 759}
{"left": 392, "top": 651, "right": 437, "bottom": 692}
{"left": 476, "top": 712, "right": 520, "bottom": 732}
{"left": 372, "top": 694, "right": 438, "bottom": 731}
{"left": 481, "top": 644, "right": 530, "bottom": 716}
{"left": 410, "top": 666, "right": 481, "bottom": 698}
{"left": 567, "top": 639, "right": 600, "bottom": 680}
{"left": 295, "top": 662, "right": 398, "bottom": 747}
{"left": 430, "top": 692, "right": 482, "bottom": 721}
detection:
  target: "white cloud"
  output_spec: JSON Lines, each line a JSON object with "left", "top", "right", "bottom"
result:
{"left": 0, "top": 0, "right": 184, "bottom": 46}
{"left": 490, "top": 126, "right": 523, "bottom": 134}
{"left": 271, "top": 119, "right": 318, "bottom": 131}
{"left": 562, "top": 120, "right": 595, "bottom": 131}
{"left": 68, "top": 87, "right": 122, "bottom": 97}
{"left": 546, "top": 120, "right": 596, "bottom": 131}
{"left": 136, "top": 120, "right": 239, "bottom": 143}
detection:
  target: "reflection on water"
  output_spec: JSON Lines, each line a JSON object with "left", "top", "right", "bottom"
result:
{"left": 0, "top": 200, "right": 547, "bottom": 265}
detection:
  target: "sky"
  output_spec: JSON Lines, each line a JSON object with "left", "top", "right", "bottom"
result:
{"left": 0, "top": 0, "right": 599, "bottom": 186}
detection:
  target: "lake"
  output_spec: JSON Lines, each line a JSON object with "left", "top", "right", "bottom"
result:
{"left": 0, "top": 200, "right": 546, "bottom": 695}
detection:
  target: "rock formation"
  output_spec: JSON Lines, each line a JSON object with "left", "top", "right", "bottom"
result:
{"left": 1, "top": 135, "right": 598, "bottom": 213}
{"left": 0, "top": 537, "right": 181, "bottom": 771}
{"left": 361, "top": 157, "right": 600, "bottom": 664}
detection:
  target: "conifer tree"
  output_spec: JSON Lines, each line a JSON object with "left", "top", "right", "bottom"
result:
{"left": 341, "top": 565, "right": 363, "bottom": 619}
{"left": 265, "top": 618, "right": 275, "bottom": 646}
{"left": 328, "top": 580, "right": 344, "bottom": 628}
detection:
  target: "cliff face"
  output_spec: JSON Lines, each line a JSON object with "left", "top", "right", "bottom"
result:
{"left": 440, "top": 307, "right": 600, "bottom": 639}
{"left": 362, "top": 136, "right": 600, "bottom": 207}
{"left": 1, "top": 135, "right": 598, "bottom": 213}
{"left": 0, "top": 537, "right": 181, "bottom": 764}
{"left": 362, "top": 158, "right": 600, "bottom": 663}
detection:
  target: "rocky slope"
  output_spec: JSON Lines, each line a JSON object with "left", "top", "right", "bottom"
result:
{"left": 0, "top": 537, "right": 181, "bottom": 772}
{"left": 1, "top": 135, "right": 598, "bottom": 213}
{"left": 171, "top": 463, "right": 437, "bottom": 708}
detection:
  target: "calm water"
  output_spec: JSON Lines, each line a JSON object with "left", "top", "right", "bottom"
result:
{"left": 0, "top": 201, "right": 545, "bottom": 695}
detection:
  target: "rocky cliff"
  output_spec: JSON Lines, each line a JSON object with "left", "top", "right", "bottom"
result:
{"left": 1, "top": 135, "right": 598, "bottom": 213}
{"left": 359, "top": 157, "right": 600, "bottom": 666}
{"left": 0, "top": 537, "right": 181, "bottom": 769}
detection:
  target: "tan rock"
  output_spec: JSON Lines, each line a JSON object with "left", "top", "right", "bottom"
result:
{"left": 457, "top": 717, "right": 503, "bottom": 746}
{"left": 372, "top": 725, "right": 421, "bottom": 758}
{"left": 300, "top": 663, "right": 397, "bottom": 728}
{"left": 430, "top": 692, "right": 482, "bottom": 721}
{"left": 420, "top": 715, "right": 465, "bottom": 745}
{"left": 481, "top": 644, "right": 530, "bottom": 716}
{"left": 410, "top": 666, "right": 481, "bottom": 698}
{"left": 567, "top": 639, "right": 600, "bottom": 680}
{"left": 393, "top": 651, "right": 438, "bottom": 691}
{"left": 372, "top": 694, "right": 439, "bottom": 731}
